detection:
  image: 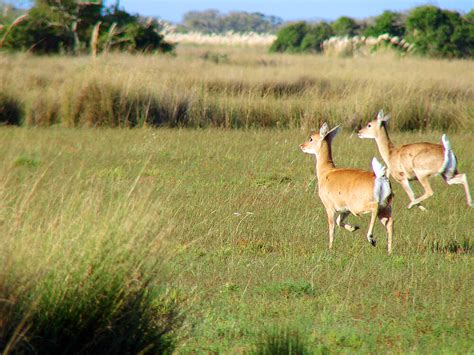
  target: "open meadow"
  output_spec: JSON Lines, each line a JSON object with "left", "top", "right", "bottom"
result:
{"left": 0, "top": 47, "right": 473, "bottom": 353}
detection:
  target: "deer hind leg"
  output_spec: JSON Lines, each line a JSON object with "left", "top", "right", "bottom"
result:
{"left": 400, "top": 179, "right": 426, "bottom": 211}
{"left": 326, "top": 210, "right": 336, "bottom": 250}
{"left": 446, "top": 173, "right": 473, "bottom": 207}
{"left": 408, "top": 175, "right": 433, "bottom": 209}
{"left": 336, "top": 211, "right": 359, "bottom": 232}
{"left": 378, "top": 207, "right": 393, "bottom": 254}
{"left": 366, "top": 204, "right": 378, "bottom": 247}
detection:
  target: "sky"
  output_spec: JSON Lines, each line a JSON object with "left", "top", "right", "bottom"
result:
{"left": 108, "top": 0, "right": 473, "bottom": 23}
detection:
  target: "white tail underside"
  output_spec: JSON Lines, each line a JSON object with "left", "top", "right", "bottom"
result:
{"left": 440, "top": 134, "right": 457, "bottom": 181}
{"left": 372, "top": 157, "right": 391, "bottom": 207}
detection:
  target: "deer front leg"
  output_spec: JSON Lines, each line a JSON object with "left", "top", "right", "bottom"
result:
{"left": 326, "top": 210, "right": 336, "bottom": 250}
{"left": 408, "top": 176, "right": 433, "bottom": 209}
{"left": 366, "top": 204, "right": 378, "bottom": 247}
{"left": 400, "top": 178, "right": 426, "bottom": 211}
{"left": 336, "top": 211, "right": 359, "bottom": 232}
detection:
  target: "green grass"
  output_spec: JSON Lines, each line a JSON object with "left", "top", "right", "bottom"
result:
{"left": 0, "top": 127, "right": 472, "bottom": 353}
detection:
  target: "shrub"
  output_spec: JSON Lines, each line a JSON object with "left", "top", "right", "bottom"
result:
{"left": 270, "top": 22, "right": 309, "bottom": 53}
{"left": 406, "top": 6, "right": 473, "bottom": 58}
{"left": 300, "top": 22, "right": 334, "bottom": 52}
{"left": 120, "top": 21, "right": 174, "bottom": 53}
{"left": 364, "top": 11, "right": 405, "bottom": 37}
{"left": 2, "top": 1, "right": 174, "bottom": 55}
{"left": 331, "top": 16, "right": 360, "bottom": 37}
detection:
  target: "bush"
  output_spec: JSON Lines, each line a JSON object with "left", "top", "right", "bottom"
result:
{"left": 1, "top": 1, "right": 174, "bottom": 55}
{"left": 118, "top": 21, "right": 174, "bottom": 53}
{"left": 300, "top": 22, "right": 334, "bottom": 52}
{"left": 364, "top": 11, "right": 405, "bottom": 37}
{"left": 270, "top": 22, "right": 309, "bottom": 53}
{"left": 3, "top": 6, "right": 75, "bottom": 54}
{"left": 406, "top": 6, "right": 473, "bottom": 58}
{"left": 331, "top": 16, "right": 360, "bottom": 37}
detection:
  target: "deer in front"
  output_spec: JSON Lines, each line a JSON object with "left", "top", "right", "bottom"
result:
{"left": 300, "top": 123, "right": 394, "bottom": 253}
{"left": 358, "top": 110, "right": 473, "bottom": 210}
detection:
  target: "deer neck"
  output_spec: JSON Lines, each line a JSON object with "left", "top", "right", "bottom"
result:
{"left": 315, "top": 141, "right": 336, "bottom": 179}
{"left": 375, "top": 125, "right": 395, "bottom": 168}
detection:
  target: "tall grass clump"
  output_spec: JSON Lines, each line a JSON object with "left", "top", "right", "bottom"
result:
{"left": 0, "top": 91, "right": 22, "bottom": 125}
{"left": 0, "top": 147, "right": 182, "bottom": 353}
{"left": 253, "top": 329, "right": 314, "bottom": 355}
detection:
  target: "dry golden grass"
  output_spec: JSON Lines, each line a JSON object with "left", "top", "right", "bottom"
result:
{"left": 0, "top": 46, "right": 472, "bottom": 130}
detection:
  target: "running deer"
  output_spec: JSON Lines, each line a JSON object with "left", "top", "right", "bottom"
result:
{"left": 300, "top": 123, "right": 394, "bottom": 253}
{"left": 358, "top": 110, "right": 473, "bottom": 210}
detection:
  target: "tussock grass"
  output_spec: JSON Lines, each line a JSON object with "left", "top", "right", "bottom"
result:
{"left": 0, "top": 47, "right": 473, "bottom": 129}
{"left": 0, "top": 91, "right": 22, "bottom": 125}
{"left": 0, "top": 129, "right": 182, "bottom": 353}
{"left": 253, "top": 329, "right": 314, "bottom": 355}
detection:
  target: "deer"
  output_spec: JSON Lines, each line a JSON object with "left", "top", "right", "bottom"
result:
{"left": 300, "top": 123, "right": 394, "bottom": 253}
{"left": 358, "top": 110, "right": 473, "bottom": 210}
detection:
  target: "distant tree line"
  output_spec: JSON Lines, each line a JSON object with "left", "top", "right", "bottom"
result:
{"left": 271, "top": 6, "right": 474, "bottom": 58}
{"left": 0, "top": 0, "right": 173, "bottom": 54}
{"left": 180, "top": 9, "right": 283, "bottom": 34}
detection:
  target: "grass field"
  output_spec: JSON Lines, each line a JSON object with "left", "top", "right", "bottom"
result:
{"left": 1, "top": 127, "right": 472, "bottom": 352}
{"left": 1, "top": 47, "right": 473, "bottom": 130}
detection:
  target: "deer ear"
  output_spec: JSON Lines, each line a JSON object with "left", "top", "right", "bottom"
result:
{"left": 377, "top": 110, "right": 390, "bottom": 126}
{"left": 377, "top": 109, "right": 385, "bottom": 120}
{"left": 319, "top": 122, "right": 329, "bottom": 138}
{"left": 326, "top": 124, "right": 341, "bottom": 142}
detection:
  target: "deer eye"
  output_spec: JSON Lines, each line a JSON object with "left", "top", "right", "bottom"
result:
{"left": 368, "top": 124, "right": 372, "bottom": 128}
{"left": 309, "top": 137, "right": 313, "bottom": 142}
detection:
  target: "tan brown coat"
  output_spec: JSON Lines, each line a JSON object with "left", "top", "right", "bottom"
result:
{"left": 300, "top": 123, "right": 393, "bottom": 253}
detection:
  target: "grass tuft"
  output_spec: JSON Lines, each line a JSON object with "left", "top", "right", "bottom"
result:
{"left": 253, "top": 329, "right": 313, "bottom": 355}
{"left": 0, "top": 92, "right": 22, "bottom": 125}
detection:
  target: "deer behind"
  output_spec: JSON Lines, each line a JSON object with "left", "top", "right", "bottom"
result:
{"left": 300, "top": 123, "right": 394, "bottom": 253}
{"left": 358, "top": 110, "right": 473, "bottom": 209}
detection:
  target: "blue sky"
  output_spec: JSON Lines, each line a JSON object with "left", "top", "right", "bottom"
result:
{"left": 109, "top": 1, "right": 473, "bottom": 23}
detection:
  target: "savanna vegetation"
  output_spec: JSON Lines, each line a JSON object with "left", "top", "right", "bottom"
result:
{"left": 0, "top": 2, "right": 473, "bottom": 352}
{"left": 0, "top": 0, "right": 173, "bottom": 54}
{"left": 271, "top": 6, "right": 474, "bottom": 58}
{"left": 0, "top": 46, "right": 473, "bottom": 130}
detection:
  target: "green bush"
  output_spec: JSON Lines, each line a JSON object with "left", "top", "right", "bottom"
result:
{"left": 364, "top": 11, "right": 405, "bottom": 37}
{"left": 301, "top": 22, "right": 334, "bottom": 52}
{"left": 118, "top": 21, "right": 174, "bottom": 53}
{"left": 406, "top": 6, "right": 473, "bottom": 58}
{"left": 270, "top": 22, "right": 309, "bottom": 53}
{"left": 331, "top": 16, "right": 359, "bottom": 37}
{"left": 1, "top": 0, "right": 174, "bottom": 55}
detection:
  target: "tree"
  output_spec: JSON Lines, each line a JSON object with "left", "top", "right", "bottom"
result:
{"left": 331, "top": 16, "right": 359, "bottom": 36}
{"left": 364, "top": 11, "right": 405, "bottom": 37}
{"left": 181, "top": 10, "right": 283, "bottom": 33}
{"left": 300, "top": 22, "right": 334, "bottom": 52}
{"left": 406, "top": 6, "right": 472, "bottom": 58}
{"left": 269, "top": 21, "right": 309, "bottom": 52}
{"left": 1, "top": 0, "right": 174, "bottom": 54}
{"left": 182, "top": 10, "right": 221, "bottom": 33}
